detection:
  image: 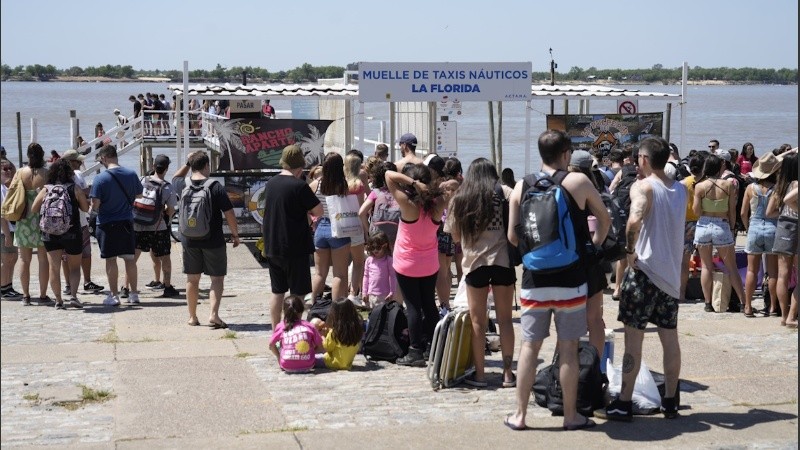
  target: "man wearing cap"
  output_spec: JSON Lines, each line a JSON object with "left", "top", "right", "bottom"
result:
{"left": 261, "top": 145, "right": 323, "bottom": 329}
{"left": 90, "top": 144, "right": 143, "bottom": 306}
{"left": 61, "top": 150, "right": 104, "bottom": 295}
{"left": 181, "top": 151, "right": 239, "bottom": 328}
{"left": 395, "top": 133, "right": 423, "bottom": 172}
{"left": 130, "top": 155, "right": 178, "bottom": 298}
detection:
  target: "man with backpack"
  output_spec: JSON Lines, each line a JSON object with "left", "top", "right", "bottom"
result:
{"left": 179, "top": 151, "right": 240, "bottom": 328}
{"left": 504, "top": 130, "right": 610, "bottom": 431}
{"left": 90, "top": 145, "right": 143, "bottom": 306}
{"left": 131, "top": 155, "right": 178, "bottom": 298}
{"left": 595, "top": 137, "right": 686, "bottom": 422}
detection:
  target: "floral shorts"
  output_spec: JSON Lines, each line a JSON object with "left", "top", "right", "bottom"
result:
{"left": 618, "top": 268, "right": 679, "bottom": 330}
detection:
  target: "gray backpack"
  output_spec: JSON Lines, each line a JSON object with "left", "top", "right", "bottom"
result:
{"left": 179, "top": 179, "right": 216, "bottom": 239}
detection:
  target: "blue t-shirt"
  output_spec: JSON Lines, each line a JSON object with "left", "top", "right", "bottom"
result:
{"left": 90, "top": 166, "right": 143, "bottom": 224}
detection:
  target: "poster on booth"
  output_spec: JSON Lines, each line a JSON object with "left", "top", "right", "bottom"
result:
{"left": 436, "top": 121, "right": 458, "bottom": 157}
{"left": 214, "top": 119, "right": 334, "bottom": 171}
{"left": 358, "top": 62, "right": 532, "bottom": 102}
{"left": 546, "top": 113, "right": 664, "bottom": 155}
{"left": 213, "top": 173, "right": 275, "bottom": 238}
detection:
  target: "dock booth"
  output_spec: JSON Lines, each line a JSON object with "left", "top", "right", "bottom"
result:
{"left": 167, "top": 62, "right": 683, "bottom": 238}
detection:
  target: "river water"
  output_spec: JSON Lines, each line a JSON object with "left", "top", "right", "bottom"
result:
{"left": 1, "top": 82, "right": 797, "bottom": 172}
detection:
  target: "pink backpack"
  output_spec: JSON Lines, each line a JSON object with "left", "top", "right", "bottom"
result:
{"left": 39, "top": 184, "right": 73, "bottom": 235}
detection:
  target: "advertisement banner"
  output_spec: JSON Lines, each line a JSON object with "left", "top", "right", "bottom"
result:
{"left": 546, "top": 113, "right": 664, "bottom": 154}
{"left": 215, "top": 119, "right": 334, "bottom": 170}
{"left": 358, "top": 62, "right": 532, "bottom": 102}
{"left": 214, "top": 173, "right": 274, "bottom": 238}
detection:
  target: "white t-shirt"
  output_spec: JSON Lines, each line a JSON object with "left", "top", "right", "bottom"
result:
{"left": 73, "top": 170, "right": 89, "bottom": 227}
{"left": 1, "top": 184, "right": 15, "bottom": 232}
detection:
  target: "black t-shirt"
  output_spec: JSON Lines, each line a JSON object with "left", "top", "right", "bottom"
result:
{"left": 262, "top": 174, "right": 320, "bottom": 258}
{"left": 181, "top": 179, "right": 233, "bottom": 249}
{"left": 133, "top": 100, "right": 142, "bottom": 117}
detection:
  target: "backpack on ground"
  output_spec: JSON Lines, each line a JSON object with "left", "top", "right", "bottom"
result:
{"left": 362, "top": 301, "right": 410, "bottom": 363}
{"left": 307, "top": 295, "right": 332, "bottom": 322}
{"left": 133, "top": 176, "right": 167, "bottom": 226}
{"left": 532, "top": 341, "right": 605, "bottom": 417}
{"left": 722, "top": 173, "right": 749, "bottom": 233}
{"left": 179, "top": 179, "right": 216, "bottom": 239}
{"left": 39, "top": 184, "right": 73, "bottom": 236}
{"left": 369, "top": 189, "right": 401, "bottom": 243}
{"left": 515, "top": 170, "right": 580, "bottom": 274}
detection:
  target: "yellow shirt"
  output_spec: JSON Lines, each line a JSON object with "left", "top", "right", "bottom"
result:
{"left": 683, "top": 175, "right": 699, "bottom": 222}
{"left": 323, "top": 330, "right": 359, "bottom": 370}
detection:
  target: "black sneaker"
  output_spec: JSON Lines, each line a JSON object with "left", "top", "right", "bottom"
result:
{"left": 161, "top": 285, "right": 179, "bottom": 297}
{"left": 83, "top": 281, "right": 104, "bottom": 292}
{"left": 148, "top": 281, "right": 165, "bottom": 290}
{"left": 63, "top": 285, "right": 72, "bottom": 295}
{"left": 397, "top": 348, "right": 426, "bottom": 367}
{"left": 704, "top": 303, "right": 714, "bottom": 312}
{"left": 594, "top": 399, "right": 633, "bottom": 422}
{"left": 120, "top": 287, "right": 130, "bottom": 299}
{"left": 660, "top": 397, "right": 678, "bottom": 419}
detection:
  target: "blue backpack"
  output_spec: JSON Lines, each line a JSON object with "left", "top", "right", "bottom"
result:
{"left": 515, "top": 170, "right": 580, "bottom": 274}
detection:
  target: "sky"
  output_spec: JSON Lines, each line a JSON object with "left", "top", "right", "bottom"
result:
{"left": 1, "top": 0, "right": 797, "bottom": 72}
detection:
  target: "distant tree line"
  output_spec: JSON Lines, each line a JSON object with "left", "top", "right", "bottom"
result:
{"left": 1, "top": 63, "right": 797, "bottom": 84}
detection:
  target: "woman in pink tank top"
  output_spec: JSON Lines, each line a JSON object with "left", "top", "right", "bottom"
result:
{"left": 385, "top": 163, "right": 449, "bottom": 366}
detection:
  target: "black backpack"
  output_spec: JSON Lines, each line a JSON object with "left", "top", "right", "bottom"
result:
{"left": 362, "top": 301, "right": 410, "bottom": 362}
{"left": 494, "top": 182, "right": 522, "bottom": 266}
{"left": 307, "top": 295, "right": 332, "bottom": 322}
{"left": 532, "top": 341, "right": 605, "bottom": 417}
{"left": 722, "top": 173, "right": 750, "bottom": 233}
{"left": 598, "top": 192, "right": 626, "bottom": 262}
{"left": 666, "top": 161, "right": 685, "bottom": 181}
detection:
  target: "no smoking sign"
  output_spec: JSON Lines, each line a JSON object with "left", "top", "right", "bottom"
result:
{"left": 618, "top": 100, "right": 638, "bottom": 114}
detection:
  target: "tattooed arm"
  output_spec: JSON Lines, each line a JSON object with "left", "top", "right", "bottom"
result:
{"left": 625, "top": 180, "right": 652, "bottom": 269}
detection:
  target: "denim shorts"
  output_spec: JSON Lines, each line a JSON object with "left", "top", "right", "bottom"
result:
{"left": 314, "top": 217, "right": 350, "bottom": 250}
{"left": 745, "top": 218, "right": 777, "bottom": 254}
{"left": 694, "top": 216, "right": 734, "bottom": 247}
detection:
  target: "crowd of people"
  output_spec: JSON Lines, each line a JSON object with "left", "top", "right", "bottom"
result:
{"left": 1, "top": 130, "right": 797, "bottom": 431}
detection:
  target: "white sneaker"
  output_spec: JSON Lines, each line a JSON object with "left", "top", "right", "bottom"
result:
{"left": 128, "top": 292, "right": 140, "bottom": 304}
{"left": 348, "top": 294, "right": 364, "bottom": 309}
{"left": 103, "top": 294, "right": 120, "bottom": 306}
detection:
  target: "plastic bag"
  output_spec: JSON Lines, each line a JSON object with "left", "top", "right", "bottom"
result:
{"left": 453, "top": 277, "right": 468, "bottom": 309}
{"left": 325, "top": 194, "right": 362, "bottom": 238}
{"left": 606, "top": 359, "right": 661, "bottom": 414}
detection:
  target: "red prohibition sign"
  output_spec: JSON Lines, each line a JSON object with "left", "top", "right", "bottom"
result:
{"left": 619, "top": 101, "right": 636, "bottom": 114}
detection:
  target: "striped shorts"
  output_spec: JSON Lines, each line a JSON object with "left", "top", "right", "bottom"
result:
{"left": 520, "top": 283, "right": 588, "bottom": 342}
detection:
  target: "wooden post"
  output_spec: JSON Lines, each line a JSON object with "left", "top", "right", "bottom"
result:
{"left": 16, "top": 112, "right": 22, "bottom": 164}
{"left": 70, "top": 110, "right": 78, "bottom": 149}
{"left": 665, "top": 103, "right": 672, "bottom": 143}
{"left": 488, "top": 102, "right": 496, "bottom": 166}
{"left": 497, "top": 101, "right": 503, "bottom": 172}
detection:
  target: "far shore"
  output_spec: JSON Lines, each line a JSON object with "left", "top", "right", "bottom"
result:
{"left": 1, "top": 76, "right": 795, "bottom": 86}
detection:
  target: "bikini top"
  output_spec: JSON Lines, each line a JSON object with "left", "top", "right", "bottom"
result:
{"left": 701, "top": 180, "right": 729, "bottom": 213}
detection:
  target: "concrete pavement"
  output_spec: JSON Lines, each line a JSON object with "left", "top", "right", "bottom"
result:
{"left": 1, "top": 239, "right": 797, "bottom": 449}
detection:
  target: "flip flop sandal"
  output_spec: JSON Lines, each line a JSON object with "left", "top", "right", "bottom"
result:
{"left": 563, "top": 417, "right": 597, "bottom": 431}
{"left": 503, "top": 414, "right": 530, "bottom": 431}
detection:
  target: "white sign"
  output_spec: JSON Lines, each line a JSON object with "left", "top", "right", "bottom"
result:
{"left": 437, "top": 98, "right": 462, "bottom": 120}
{"left": 358, "top": 62, "right": 532, "bottom": 102}
{"left": 229, "top": 99, "right": 260, "bottom": 113}
{"left": 291, "top": 99, "right": 319, "bottom": 120}
{"left": 435, "top": 121, "right": 458, "bottom": 157}
{"left": 617, "top": 99, "right": 638, "bottom": 114}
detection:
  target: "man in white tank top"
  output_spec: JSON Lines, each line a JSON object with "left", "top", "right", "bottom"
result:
{"left": 596, "top": 137, "right": 687, "bottom": 422}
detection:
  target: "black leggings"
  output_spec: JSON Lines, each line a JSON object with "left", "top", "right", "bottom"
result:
{"left": 396, "top": 271, "right": 439, "bottom": 350}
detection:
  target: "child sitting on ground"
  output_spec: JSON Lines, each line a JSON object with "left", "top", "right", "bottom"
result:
{"left": 318, "top": 297, "right": 364, "bottom": 370}
{"left": 362, "top": 231, "right": 396, "bottom": 309}
{"left": 269, "top": 295, "right": 323, "bottom": 373}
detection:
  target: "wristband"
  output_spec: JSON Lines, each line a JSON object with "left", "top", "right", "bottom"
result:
{"left": 626, "top": 249, "right": 636, "bottom": 255}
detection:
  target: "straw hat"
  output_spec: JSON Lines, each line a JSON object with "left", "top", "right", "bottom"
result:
{"left": 749, "top": 152, "right": 781, "bottom": 180}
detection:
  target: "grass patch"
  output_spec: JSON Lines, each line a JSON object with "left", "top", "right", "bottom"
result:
{"left": 129, "top": 337, "right": 159, "bottom": 343}
{"left": 235, "top": 352, "right": 255, "bottom": 358}
{"left": 53, "top": 385, "right": 115, "bottom": 411}
{"left": 239, "top": 426, "right": 309, "bottom": 436}
{"left": 97, "top": 327, "right": 120, "bottom": 344}
{"left": 23, "top": 392, "right": 40, "bottom": 403}
{"left": 221, "top": 331, "right": 237, "bottom": 340}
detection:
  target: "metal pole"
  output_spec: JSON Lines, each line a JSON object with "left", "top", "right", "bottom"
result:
{"left": 30, "top": 118, "right": 37, "bottom": 144}
{"left": 389, "top": 102, "right": 396, "bottom": 161}
{"left": 358, "top": 101, "right": 365, "bottom": 152}
{"left": 182, "top": 60, "right": 190, "bottom": 163}
{"left": 70, "top": 110, "right": 77, "bottom": 149}
{"left": 681, "top": 61, "right": 688, "bottom": 153}
{"left": 549, "top": 48, "right": 556, "bottom": 115}
{"left": 524, "top": 100, "right": 531, "bottom": 175}
{"left": 665, "top": 103, "right": 672, "bottom": 143}
{"left": 16, "top": 112, "right": 22, "bottom": 164}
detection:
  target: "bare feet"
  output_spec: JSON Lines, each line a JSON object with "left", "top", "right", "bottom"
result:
{"left": 786, "top": 321, "right": 798, "bottom": 329}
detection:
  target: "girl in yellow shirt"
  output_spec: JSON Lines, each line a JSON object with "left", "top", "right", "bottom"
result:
{"left": 321, "top": 298, "right": 364, "bottom": 370}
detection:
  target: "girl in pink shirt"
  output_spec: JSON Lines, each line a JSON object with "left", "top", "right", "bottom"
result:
{"left": 362, "top": 231, "right": 396, "bottom": 309}
{"left": 269, "top": 295, "right": 323, "bottom": 373}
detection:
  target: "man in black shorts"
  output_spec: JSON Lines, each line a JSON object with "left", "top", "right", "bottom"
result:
{"left": 596, "top": 137, "right": 687, "bottom": 422}
{"left": 261, "top": 145, "right": 323, "bottom": 330}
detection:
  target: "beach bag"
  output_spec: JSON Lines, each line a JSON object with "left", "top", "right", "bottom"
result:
{"left": 516, "top": 171, "right": 580, "bottom": 274}
{"left": 39, "top": 184, "right": 73, "bottom": 236}
{"left": 132, "top": 176, "right": 167, "bottom": 226}
{"left": 532, "top": 341, "right": 605, "bottom": 417}
{"left": 612, "top": 165, "right": 638, "bottom": 218}
{"left": 326, "top": 194, "right": 362, "bottom": 238}
{"left": 494, "top": 183, "right": 522, "bottom": 267}
{"left": 1, "top": 174, "right": 27, "bottom": 221}
{"left": 307, "top": 296, "right": 332, "bottom": 322}
{"left": 369, "top": 189, "right": 401, "bottom": 242}
{"left": 363, "top": 301, "right": 410, "bottom": 363}
{"left": 179, "top": 179, "right": 216, "bottom": 239}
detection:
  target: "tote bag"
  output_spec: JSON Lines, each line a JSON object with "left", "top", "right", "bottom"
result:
{"left": 1, "top": 174, "right": 28, "bottom": 221}
{"left": 325, "top": 194, "right": 362, "bottom": 238}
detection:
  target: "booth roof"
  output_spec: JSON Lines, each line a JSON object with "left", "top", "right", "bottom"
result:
{"left": 169, "top": 83, "right": 680, "bottom": 100}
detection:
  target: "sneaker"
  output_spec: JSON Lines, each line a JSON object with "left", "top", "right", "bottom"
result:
{"left": 55, "top": 301, "right": 66, "bottom": 310}
{"left": 63, "top": 285, "right": 72, "bottom": 295}
{"left": 464, "top": 374, "right": 488, "bottom": 388}
{"left": 348, "top": 294, "right": 364, "bottom": 309}
{"left": 68, "top": 297, "right": 84, "bottom": 309}
{"left": 83, "top": 281, "right": 104, "bottom": 292}
{"left": 2, "top": 290, "right": 22, "bottom": 300}
{"left": 704, "top": 303, "right": 714, "bottom": 312}
{"left": 37, "top": 296, "right": 53, "bottom": 305}
{"left": 127, "top": 292, "right": 140, "bottom": 304}
{"left": 660, "top": 397, "right": 678, "bottom": 419}
{"left": 7, "top": 287, "right": 23, "bottom": 297}
{"left": 161, "top": 285, "right": 179, "bottom": 297}
{"left": 146, "top": 280, "right": 164, "bottom": 289}
{"left": 396, "top": 347, "right": 426, "bottom": 367}
{"left": 103, "top": 294, "right": 120, "bottom": 306}
{"left": 22, "top": 296, "right": 32, "bottom": 306}
{"left": 120, "top": 287, "right": 130, "bottom": 299}
{"left": 594, "top": 399, "right": 633, "bottom": 422}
